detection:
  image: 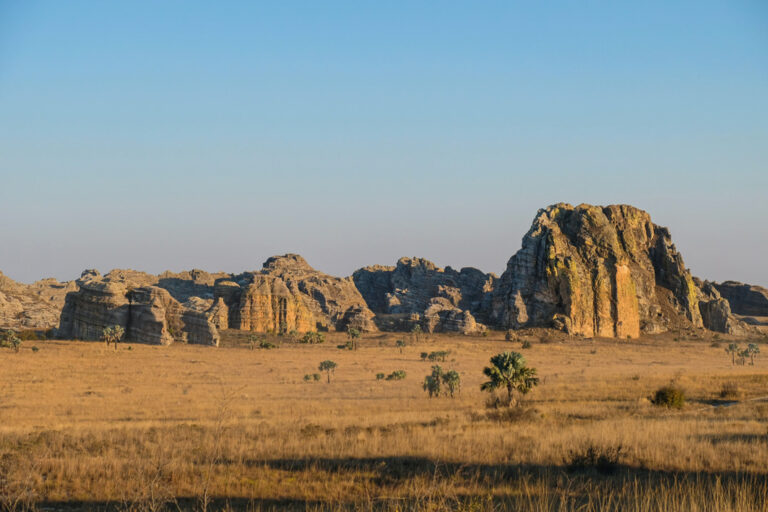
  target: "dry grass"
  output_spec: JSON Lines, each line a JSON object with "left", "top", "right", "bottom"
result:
{"left": 1, "top": 330, "right": 768, "bottom": 510}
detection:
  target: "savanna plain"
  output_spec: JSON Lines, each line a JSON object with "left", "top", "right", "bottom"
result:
{"left": 3, "top": 329, "right": 768, "bottom": 511}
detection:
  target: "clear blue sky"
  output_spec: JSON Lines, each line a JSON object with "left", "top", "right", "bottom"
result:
{"left": 1, "top": 1, "right": 767, "bottom": 285}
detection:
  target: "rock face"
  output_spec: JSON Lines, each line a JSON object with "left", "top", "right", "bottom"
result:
{"left": 696, "top": 281, "right": 754, "bottom": 335}
{"left": 0, "top": 271, "right": 77, "bottom": 330}
{"left": 221, "top": 254, "right": 377, "bottom": 333}
{"left": 353, "top": 257, "right": 495, "bottom": 333}
{"left": 713, "top": 281, "right": 768, "bottom": 318}
{"left": 58, "top": 271, "right": 220, "bottom": 346}
{"left": 490, "top": 203, "right": 708, "bottom": 338}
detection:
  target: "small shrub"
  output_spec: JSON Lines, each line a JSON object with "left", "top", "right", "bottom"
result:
{"left": 481, "top": 330, "right": 488, "bottom": 337}
{"left": 385, "top": 370, "right": 407, "bottom": 381}
{"left": 303, "top": 374, "right": 312, "bottom": 382}
{"left": 337, "top": 341, "right": 354, "bottom": 350}
{"left": 31, "top": 346, "right": 39, "bottom": 353}
{"left": 710, "top": 341, "right": 721, "bottom": 348}
{"left": 521, "top": 340, "right": 532, "bottom": 349}
{"left": 312, "top": 373, "right": 321, "bottom": 381}
{"left": 300, "top": 332, "right": 325, "bottom": 344}
{"left": 719, "top": 381, "right": 742, "bottom": 399}
{"left": 375, "top": 373, "right": 385, "bottom": 380}
{"left": 420, "top": 352, "right": 428, "bottom": 361}
{"left": 566, "top": 444, "right": 623, "bottom": 474}
{"left": 651, "top": 385, "right": 686, "bottom": 409}
{"left": 1, "top": 329, "right": 22, "bottom": 352}
{"left": 259, "top": 340, "right": 277, "bottom": 349}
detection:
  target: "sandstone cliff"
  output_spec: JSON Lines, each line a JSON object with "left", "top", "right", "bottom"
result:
{"left": 353, "top": 257, "right": 495, "bottom": 334}
{"left": 490, "top": 203, "right": 708, "bottom": 338}
{"left": 57, "top": 271, "right": 220, "bottom": 346}
{"left": 220, "top": 254, "right": 377, "bottom": 333}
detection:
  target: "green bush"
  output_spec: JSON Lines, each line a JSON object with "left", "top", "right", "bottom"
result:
{"left": 375, "top": 373, "right": 386, "bottom": 380}
{"left": 300, "top": 332, "right": 325, "bottom": 344}
{"left": 521, "top": 340, "right": 532, "bottom": 349}
{"left": 651, "top": 385, "right": 686, "bottom": 409}
{"left": 385, "top": 370, "right": 407, "bottom": 381}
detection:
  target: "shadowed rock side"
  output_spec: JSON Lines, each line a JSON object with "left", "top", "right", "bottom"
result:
{"left": 353, "top": 257, "right": 495, "bottom": 334}
{"left": 57, "top": 272, "right": 220, "bottom": 346}
{"left": 219, "top": 254, "right": 377, "bottom": 333}
{"left": 490, "top": 203, "right": 724, "bottom": 338}
{"left": 695, "top": 280, "right": 755, "bottom": 335}
{"left": 713, "top": 281, "right": 768, "bottom": 318}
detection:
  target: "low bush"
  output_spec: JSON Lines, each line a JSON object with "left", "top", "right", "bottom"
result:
{"left": 385, "top": 370, "right": 407, "bottom": 381}
{"left": 521, "top": 340, "right": 532, "bottom": 349}
{"left": 651, "top": 385, "right": 686, "bottom": 409}
{"left": 375, "top": 373, "right": 385, "bottom": 380}
{"left": 566, "top": 444, "right": 623, "bottom": 474}
{"left": 719, "top": 381, "right": 742, "bottom": 399}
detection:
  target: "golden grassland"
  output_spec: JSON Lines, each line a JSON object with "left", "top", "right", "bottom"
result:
{"left": 2, "top": 329, "right": 768, "bottom": 511}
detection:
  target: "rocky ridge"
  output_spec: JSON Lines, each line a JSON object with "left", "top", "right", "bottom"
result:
{"left": 3, "top": 203, "right": 765, "bottom": 344}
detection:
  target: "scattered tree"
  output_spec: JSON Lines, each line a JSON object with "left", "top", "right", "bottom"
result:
{"left": 411, "top": 324, "right": 423, "bottom": 344}
{"left": 1, "top": 329, "right": 21, "bottom": 352}
{"left": 101, "top": 325, "right": 125, "bottom": 351}
{"left": 442, "top": 370, "right": 461, "bottom": 397}
{"left": 427, "top": 350, "right": 451, "bottom": 362}
{"left": 725, "top": 343, "right": 740, "bottom": 365}
{"left": 480, "top": 351, "right": 539, "bottom": 407}
{"left": 396, "top": 339, "right": 406, "bottom": 354}
{"left": 423, "top": 365, "right": 443, "bottom": 398}
{"left": 346, "top": 327, "right": 361, "bottom": 350}
{"left": 376, "top": 372, "right": 386, "bottom": 380}
{"left": 318, "top": 360, "right": 337, "bottom": 383}
{"left": 748, "top": 343, "right": 760, "bottom": 365}
{"left": 420, "top": 352, "right": 428, "bottom": 361}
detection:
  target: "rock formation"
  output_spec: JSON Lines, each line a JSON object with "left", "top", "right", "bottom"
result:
{"left": 5, "top": 202, "right": 764, "bottom": 343}
{"left": 353, "top": 257, "right": 495, "bottom": 333}
{"left": 0, "top": 271, "right": 77, "bottom": 330}
{"left": 220, "top": 254, "right": 377, "bottom": 333}
{"left": 713, "top": 281, "right": 768, "bottom": 318}
{"left": 57, "top": 271, "right": 220, "bottom": 346}
{"left": 490, "top": 203, "right": 716, "bottom": 338}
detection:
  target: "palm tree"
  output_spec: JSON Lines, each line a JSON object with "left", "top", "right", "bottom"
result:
{"left": 748, "top": 343, "right": 760, "bottom": 365}
{"left": 318, "top": 360, "right": 337, "bottom": 383}
{"left": 480, "top": 351, "right": 539, "bottom": 406}
{"left": 725, "top": 343, "right": 740, "bottom": 365}
{"left": 347, "top": 327, "right": 361, "bottom": 350}
{"left": 442, "top": 370, "right": 461, "bottom": 397}
{"left": 422, "top": 365, "right": 443, "bottom": 398}
{"left": 396, "top": 339, "right": 406, "bottom": 354}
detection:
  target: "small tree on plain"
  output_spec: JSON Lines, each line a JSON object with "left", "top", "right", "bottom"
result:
{"left": 422, "top": 365, "right": 443, "bottom": 398}
{"left": 319, "top": 360, "right": 337, "bottom": 383}
{"left": 1, "top": 329, "right": 21, "bottom": 352}
{"left": 396, "top": 339, "right": 406, "bottom": 354}
{"left": 480, "top": 351, "right": 539, "bottom": 407}
{"left": 346, "top": 327, "right": 361, "bottom": 350}
{"left": 442, "top": 370, "right": 461, "bottom": 397}
{"left": 101, "top": 325, "right": 125, "bottom": 351}
{"left": 411, "top": 324, "right": 423, "bottom": 344}
{"left": 725, "top": 343, "right": 740, "bottom": 365}
{"left": 748, "top": 343, "right": 760, "bottom": 365}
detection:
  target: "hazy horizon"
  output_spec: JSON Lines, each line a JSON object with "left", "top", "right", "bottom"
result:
{"left": 1, "top": 2, "right": 767, "bottom": 286}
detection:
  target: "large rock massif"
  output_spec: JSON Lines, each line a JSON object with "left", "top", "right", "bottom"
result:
{"left": 3, "top": 203, "right": 765, "bottom": 345}
{"left": 488, "top": 203, "right": 754, "bottom": 338}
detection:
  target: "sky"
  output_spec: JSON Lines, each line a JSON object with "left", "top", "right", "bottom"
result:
{"left": 0, "top": 1, "right": 767, "bottom": 285}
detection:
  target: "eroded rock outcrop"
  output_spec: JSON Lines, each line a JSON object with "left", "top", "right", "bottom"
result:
{"left": 58, "top": 271, "right": 220, "bottom": 345}
{"left": 353, "top": 257, "right": 494, "bottom": 333}
{"left": 0, "top": 271, "right": 77, "bottom": 330}
{"left": 221, "top": 254, "right": 377, "bottom": 333}
{"left": 490, "top": 203, "right": 707, "bottom": 338}
{"left": 713, "top": 281, "right": 768, "bottom": 318}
